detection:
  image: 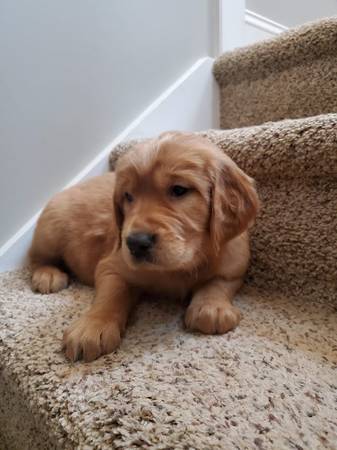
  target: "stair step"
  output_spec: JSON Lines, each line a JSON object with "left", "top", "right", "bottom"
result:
{"left": 1, "top": 269, "right": 336, "bottom": 449}
{"left": 213, "top": 17, "right": 337, "bottom": 128}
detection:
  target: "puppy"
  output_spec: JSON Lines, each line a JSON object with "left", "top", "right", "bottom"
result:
{"left": 29, "top": 132, "right": 260, "bottom": 362}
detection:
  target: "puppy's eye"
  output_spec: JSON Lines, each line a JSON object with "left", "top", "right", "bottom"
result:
{"left": 124, "top": 192, "right": 133, "bottom": 203}
{"left": 170, "top": 185, "right": 189, "bottom": 197}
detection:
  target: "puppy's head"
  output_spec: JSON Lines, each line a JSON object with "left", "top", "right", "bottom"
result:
{"left": 113, "top": 132, "right": 259, "bottom": 271}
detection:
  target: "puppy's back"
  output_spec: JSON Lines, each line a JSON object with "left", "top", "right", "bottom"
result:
{"left": 30, "top": 173, "right": 117, "bottom": 285}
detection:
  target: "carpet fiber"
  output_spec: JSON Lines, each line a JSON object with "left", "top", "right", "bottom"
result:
{"left": 213, "top": 18, "right": 337, "bottom": 128}
{"left": 1, "top": 270, "right": 336, "bottom": 449}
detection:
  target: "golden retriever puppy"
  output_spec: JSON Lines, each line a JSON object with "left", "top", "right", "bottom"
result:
{"left": 29, "top": 132, "right": 259, "bottom": 362}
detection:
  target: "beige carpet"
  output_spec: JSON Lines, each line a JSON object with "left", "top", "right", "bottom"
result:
{"left": 1, "top": 16, "right": 337, "bottom": 450}
{"left": 1, "top": 270, "right": 336, "bottom": 450}
{"left": 213, "top": 17, "right": 337, "bottom": 128}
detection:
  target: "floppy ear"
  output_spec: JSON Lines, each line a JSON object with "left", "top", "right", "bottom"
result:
{"left": 210, "top": 154, "right": 260, "bottom": 252}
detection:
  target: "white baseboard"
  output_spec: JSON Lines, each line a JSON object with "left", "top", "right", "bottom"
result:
{"left": 0, "top": 56, "right": 218, "bottom": 273}
{"left": 243, "top": 10, "right": 288, "bottom": 46}
{"left": 245, "top": 10, "right": 288, "bottom": 36}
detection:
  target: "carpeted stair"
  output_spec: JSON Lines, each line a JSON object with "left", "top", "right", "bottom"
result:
{"left": 213, "top": 18, "right": 337, "bottom": 128}
{"left": 1, "top": 18, "right": 337, "bottom": 450}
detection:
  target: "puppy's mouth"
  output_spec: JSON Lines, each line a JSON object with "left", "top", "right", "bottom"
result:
{"left": 129, "top": 249, "right": 154, "bottom": 264}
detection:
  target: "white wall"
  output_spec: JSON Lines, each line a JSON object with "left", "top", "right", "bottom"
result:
{"left": 243, "top": 21, "right": 274, "bottom": 45}
{"left": 219, "top": 1, "right": 288, "bottom": 51}
{"left": 0, "top": 0, "right": 217, "bottom": 248}
{"left": 247, "top": 0, "right": 337, "bottom": 28}
{"left": 241, "top": 10, "right": 288, "bottom": 47}
{"left": 240, "top": 0, "right": 337, "bottom": 49}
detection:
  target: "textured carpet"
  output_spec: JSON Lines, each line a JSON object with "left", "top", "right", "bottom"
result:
{"left": 0, "top": 270, "right": 336, "bottom": 450}
{"left": 213, "top": 18, "right": 337, "bottom": 128}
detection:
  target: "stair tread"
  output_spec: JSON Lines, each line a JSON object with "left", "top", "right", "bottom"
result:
{"left": 213, "top": 17, "right": 337, "bottom": 128}
{"left": 1, "top": 269, "right": 336, "bottom": 449}
{"left": 213, "top": 17, "right": 337, "bottom": 85}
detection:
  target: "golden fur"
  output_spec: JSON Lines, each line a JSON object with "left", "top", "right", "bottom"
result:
{"left": 30, "top": 132, "right": 260, "bottom": 361}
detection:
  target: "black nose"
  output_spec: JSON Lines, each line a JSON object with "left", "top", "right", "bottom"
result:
{"left": 126, "top": 232, "right": 156, "bottom": 260}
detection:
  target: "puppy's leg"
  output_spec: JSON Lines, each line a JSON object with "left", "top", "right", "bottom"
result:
{"left": 63, "top": 262, "right": 136, "bottom": 362}
{"left": 32, "top": 265, "right": 69, "bottom": 294}
{"left": 185, "top": 278, "right": 242, "bottom": 334}
{"left": 30, "top": 225, "right": 69, "bottom": 294}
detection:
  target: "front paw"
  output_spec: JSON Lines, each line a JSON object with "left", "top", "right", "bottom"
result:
{"left": 63, "top": 314, "right": 122, "bottom": 362}
{"left": 185, "top": 300, "right": 241, "bottom": 335}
